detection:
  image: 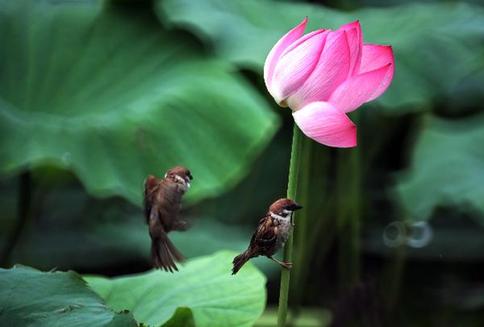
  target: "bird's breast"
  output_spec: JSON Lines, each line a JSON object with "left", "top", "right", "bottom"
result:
{"left": 276, "top": 221, "right": 292, "bottom": 249}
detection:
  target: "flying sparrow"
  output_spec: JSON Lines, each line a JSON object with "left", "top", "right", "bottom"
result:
{"left": 144, "top": 166, "right": 193, "bottom": 272}
{"left": 232, "top": 198, "right": 302, "bottom": 275}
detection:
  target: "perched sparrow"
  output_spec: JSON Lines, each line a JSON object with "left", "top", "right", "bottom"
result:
{"left": 232, "top": 198, "right": 302, "bottom": 275}
{"left": 144, "top": 166, "right": 193, "bottom": 272}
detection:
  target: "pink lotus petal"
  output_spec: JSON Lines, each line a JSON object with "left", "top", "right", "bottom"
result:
{"left": 340, "top": 20, "right": 361, "bottom": 32}
{"left": 329, "top": 63, "right": 393, "bottom": 113}
{"left": 339, "top": 21, "right": 362, "bottom": 76}
{"left": 264, "top": 18, "right": 307, "bottom": 91}
{"left": 359, "top": 44, "right": 394, "bottom": 74}
{"left": 293, "top": 101, "right": 357, "bottom": 148}
{"left": 287, "top": 30, "right": 351, "bottom": 110}
{"left": 271, "top": 30, "right": 328, "bottom": 105}
{"left": 281, "top": 28, "right": 327, "bottom": 57}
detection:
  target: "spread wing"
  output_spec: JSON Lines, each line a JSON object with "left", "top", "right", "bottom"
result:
{"left": 249, "top": 216, "right": 278, "bottom": 252}
{"left": 144, "top": 175, "right": 161, "bottom": 223}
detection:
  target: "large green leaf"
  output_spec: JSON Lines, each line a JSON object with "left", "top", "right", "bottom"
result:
{"left": 396, "top": 115, "right": 484, "bottom": 225}
{"left": 158, "top": 0, "right": 484, "bottom": 112}
{"left": 0, "top": 265, "right": 137, "bottom": 327}
{"left": 2, "top": 127, "right": 290, "bottom": 273}
{"left": 86, "top": 251, "right": 266, "bottom": 327}
{"left": 0, "top": 0, "right": 278, "bottom": 205}
{"left": 2, "top": 132, "right": 290, "bottom": 273}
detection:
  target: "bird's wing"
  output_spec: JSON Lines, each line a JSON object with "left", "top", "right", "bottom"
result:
{"left": 144, "top": 175, "right": 161, "bottom": 223}
{"left": 148, "top": 208, "right": 183, "bottom": 272}
{"left": 250, "top": 215, "right": 278, "bottom": 249}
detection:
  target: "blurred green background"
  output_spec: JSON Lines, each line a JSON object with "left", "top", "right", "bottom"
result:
{"left": 1, "top": 0, "right": 484, "bottom": 326}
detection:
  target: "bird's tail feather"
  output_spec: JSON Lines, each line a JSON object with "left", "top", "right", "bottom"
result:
{"left": 151, "top": 236, "right": 184, "bottom": 272}
{"left": 232, "top": 250, "right": 252, "bottom": 275}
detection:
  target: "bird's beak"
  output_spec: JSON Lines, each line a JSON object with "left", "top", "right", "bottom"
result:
{"left": 289, "top": 203, "right": 303, "bottom": 211}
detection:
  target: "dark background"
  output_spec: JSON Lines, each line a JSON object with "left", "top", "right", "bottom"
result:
{"left": 1, "top": 0, "right": 484, "bottom": 326}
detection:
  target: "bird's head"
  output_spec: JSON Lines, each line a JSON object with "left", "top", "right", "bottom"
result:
{"left": 164, "top": 166, "right": 193, "bottom": 191}
{"left": 268, "top": 198, "right": 302, "bottom": 220}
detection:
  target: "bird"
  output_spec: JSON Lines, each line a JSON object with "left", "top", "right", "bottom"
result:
{"left": 143, "top": 166, "right": 193, "bottom": 272}
{"left": 232, "top": 198, "right": 303, "bottom": 275}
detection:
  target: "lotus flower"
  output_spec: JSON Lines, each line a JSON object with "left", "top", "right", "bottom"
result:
{"left": 264, "top": 18, "right": 394, "bottom": 147}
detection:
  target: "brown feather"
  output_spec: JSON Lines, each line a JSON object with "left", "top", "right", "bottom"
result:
{"left": 144, "top": 174, "right": 187, "bottom": 272}
{"left": 232, "top": 215, "right": 279, "bottom": 275}
{"left": 232, "top": 198, "right": 302, "bottom": 274}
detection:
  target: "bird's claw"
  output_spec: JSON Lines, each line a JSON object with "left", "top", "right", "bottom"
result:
{"left": 269, "top": 256, "right": 293, "bottom": 270}
{"left": 282, "top": 261, "right": 293, "bottom": 269}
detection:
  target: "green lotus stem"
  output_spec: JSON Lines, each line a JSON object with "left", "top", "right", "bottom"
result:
{"left": 277, "top": 124, "right": 303, "bottom": 327}
{"left": 337, "top": 148, "right": 361, "bottom": 291}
